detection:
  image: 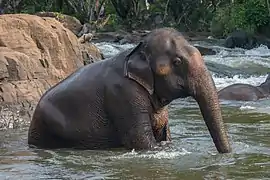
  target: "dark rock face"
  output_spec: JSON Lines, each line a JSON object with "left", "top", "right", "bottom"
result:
{"left": 224, "top": 30, "right": 270, "bottom": 49}
{"left": 224, "top": 30, "right": 256, "bottom": 49}
{"left": 194, "top": 45, "right": 216, "bottom": 55}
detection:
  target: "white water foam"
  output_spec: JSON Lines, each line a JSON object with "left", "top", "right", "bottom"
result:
{"left": 94, "top": 42, "right": 135, "bottom": 58}
{"left": 239, "top": 105, "right": 256, "bottom": 110}
{"left": 213, "top": 74, "right": 268, "bottom": 90}
{"left": 205, "top": 44, "right": 270, "bottom": 69}
{"left": 239, "top": 104, "right": 270, "bottom": 114}
{"left": 245, "top": 45, "right": 270, "bottom": 57}
{"left": 110, "top": 148, "right": 191, "bottom": 160}
{"left": 206, "top": 45, "right": 270, "bottom": 89}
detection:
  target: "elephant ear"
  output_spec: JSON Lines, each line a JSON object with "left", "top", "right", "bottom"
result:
{"left": 124, "top": 42, "right": 154, "bottom": 95}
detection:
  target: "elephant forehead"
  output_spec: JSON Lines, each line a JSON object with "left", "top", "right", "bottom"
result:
{"left": 163, "top": 38, "right": 172, "bottom": 49}
{"left": 146, "top": 32, "right": 196, "bottom": 58}
{"left": 148, "top": 37, "right": 172, "bottom": 52}
{"left": 176, "top": 44, "right": 201, "bottom": 60}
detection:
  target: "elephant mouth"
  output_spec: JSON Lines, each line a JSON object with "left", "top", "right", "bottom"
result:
{"left": 178, "top": 85, "right": 190, "bottom": 98}
{"left": 151, "top": 85, "right": 190, "bottom": 110}
{"left": 176, "top": 79, "right": 190, "bottom": 98}
{"left": 159, "top": 98, "right": 171, "bottom": 107}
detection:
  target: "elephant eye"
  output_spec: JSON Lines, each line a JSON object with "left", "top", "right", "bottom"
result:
{"left": 173, "top": 57, "right": 182, "bottom": 66}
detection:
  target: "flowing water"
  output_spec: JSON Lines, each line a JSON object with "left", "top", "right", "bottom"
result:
{"left": 1, "top": 40, "right": 270, "bottom": 180}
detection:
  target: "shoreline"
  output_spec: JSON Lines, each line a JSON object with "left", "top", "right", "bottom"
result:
{"left": 91, "top": 29, "right": 217, "bottom": 44}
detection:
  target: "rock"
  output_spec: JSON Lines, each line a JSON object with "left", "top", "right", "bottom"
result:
{"left": 119, "top": 38, "right": 129, "bottom": 45}
{"left": 0, "top": 14, "right": 102, "bottom": 129}
{"left": 224, "top": 30, "right": 270, "bottom": 49}
{"left": 194, "top": 45, "right": 216, "bottom": 56}
{"left": 80, "top": 42, "right": 104, "bottom": 65}
{"left": 0, "top": 53, "right": 9, "bottom": 80}
{"left": 154, "top": 15, "right": 163, "bottom": 25}
{"left": 78, "top": 33, "right": 94, "bottom": 43}
{"left": 93, "top": 30, "right": 151, "bottom": 44}
{"left": 35, "top": 12, "right": 83, "bottom": 36}
{"left": 120, "top": 33, "right": 143, "bottom": 44}
{"left": 224, "top": 30, "right": 255, "bottom": 49}
{"left": 77, "top": 23, "right": 92, "bottom": 37}
{"left": 93, "top": 30, "right": 214, "bottom": 48}
{"left": 78, "top": 32, "right": 103, "bottom": 64}
{"left": 254, "top": 35, "right": 270, "bottom": 48}
{"left": 92, "top": 31, "right": 126, "bottom": 43}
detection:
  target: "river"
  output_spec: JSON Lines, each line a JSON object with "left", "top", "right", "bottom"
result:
{"left": 1, "top": 40, "right": 270, "bottom": 180}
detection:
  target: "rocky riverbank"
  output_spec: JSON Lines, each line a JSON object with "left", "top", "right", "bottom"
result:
{"left": 0, "top": 14, "right": 103, "bottom": 130}
{"left": 92, "top": 30, "right": 218, "bottom": 56}
{"left": 32, "top": 11, "right": 233, "bottom": 56}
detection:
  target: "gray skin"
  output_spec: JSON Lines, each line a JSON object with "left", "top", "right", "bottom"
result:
{"left": 218, "top": 73, "right": 270, "bottom": 101}
{"left": 28, "top": 28, "right": 231, "bottom": 153}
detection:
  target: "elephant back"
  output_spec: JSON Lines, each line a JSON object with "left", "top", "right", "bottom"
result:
{"left": 266, "top": 73, "right": 270, "bottom": 82}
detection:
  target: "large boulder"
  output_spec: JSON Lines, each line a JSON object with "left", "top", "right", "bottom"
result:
{"left": 224, "top": 30, "right": 270, "bottom": 49}
{"left": 0, "top": 14, "right": 102, "bottom": 129}
{"left": 35, "top": 12, "right": 83, "bottom": 36}
{"left": 224, "top": 30, "right": 256, "bottom": 49}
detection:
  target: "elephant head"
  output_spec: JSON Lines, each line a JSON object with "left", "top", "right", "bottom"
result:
{"left": 125, "top": 28, "right": 231, "bottom": 153}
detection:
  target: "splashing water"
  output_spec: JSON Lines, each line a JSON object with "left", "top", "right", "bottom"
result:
{"left": 109, "top": 148, "right": 191, "bottom": 160}
{"left": 213, "top": 74, "right": 267, "bottom": 89}
{"left": 245, "top": 45, "right": 270, "bottom": 57}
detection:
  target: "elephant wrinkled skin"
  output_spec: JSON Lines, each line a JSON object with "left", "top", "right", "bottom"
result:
{"left": 218, "top": 73, "right": 270, "bottom": 101}
{"left": 28, "top": 28, "right": 231, "bottom": 153}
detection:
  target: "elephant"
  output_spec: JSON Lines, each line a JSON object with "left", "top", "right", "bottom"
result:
{"left": 28, "top": 27, "right": 231, "bottom": 153}
{"left": 218, "top": 73, "right": 270, "bottom": 101}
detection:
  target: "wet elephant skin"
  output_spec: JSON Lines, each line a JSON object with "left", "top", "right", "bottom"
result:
{"left": 218, "top": 73, "right": 270, "bottom": 101}
{"left": 28, "top": 28, "right": 231, "bottom": 153}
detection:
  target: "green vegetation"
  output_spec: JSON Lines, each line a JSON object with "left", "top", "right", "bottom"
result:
{"left": 212, "top": 0, "right": 270, "bottom": 37}
{"left": 1, "top": 0, "right": 270, "bottom": 37}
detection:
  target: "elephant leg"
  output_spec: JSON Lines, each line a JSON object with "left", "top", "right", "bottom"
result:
{"left": 152, "top": 106, "right": 171, "bottom": 142}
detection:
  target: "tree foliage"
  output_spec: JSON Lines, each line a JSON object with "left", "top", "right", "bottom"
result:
{"left": 1, "top": 0, "right": 270, "bottom": 37}
{"left": 212, "top": 0, "right": 270, "bottom": 37}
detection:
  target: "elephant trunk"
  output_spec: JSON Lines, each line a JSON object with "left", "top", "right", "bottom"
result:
{"left": 188, "top": 59, "right": 231, "bottom": 153}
